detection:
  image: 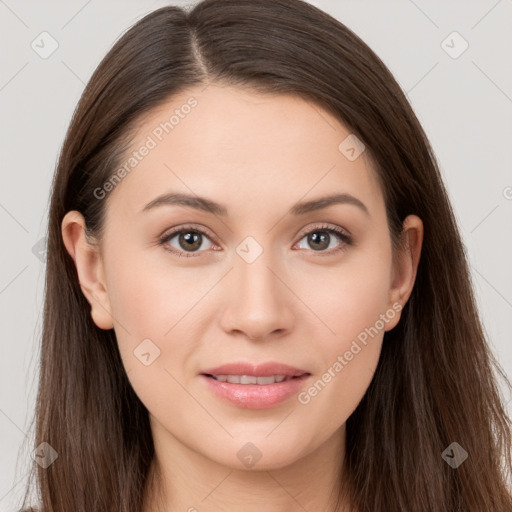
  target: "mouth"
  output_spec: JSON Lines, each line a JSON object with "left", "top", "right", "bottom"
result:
{"left": 199, "top": 362, "right": 311, "bottom": 409}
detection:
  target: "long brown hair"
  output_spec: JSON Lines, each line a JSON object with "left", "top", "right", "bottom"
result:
{"left": 20, "top": 0, "right": 512, "bottom": 510}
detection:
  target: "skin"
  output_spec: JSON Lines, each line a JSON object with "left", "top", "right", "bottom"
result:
{"left": 62, "top": 84, "right": 423, "bottom": 512}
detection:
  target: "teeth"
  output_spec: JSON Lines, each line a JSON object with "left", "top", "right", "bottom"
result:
{"left": 256, "top": 375, "right": 279, "bottom": 385}
{"left": 212, "top": 374, "right": 290, "bottom": 384}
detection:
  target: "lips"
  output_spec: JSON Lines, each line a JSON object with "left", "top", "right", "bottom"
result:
{"left": 200, "top": 362, "right": 311, "bottom": 409}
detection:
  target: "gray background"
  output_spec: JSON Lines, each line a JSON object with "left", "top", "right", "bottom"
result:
{"left": 1, "top": 0, "right": 511, "bottom": 509}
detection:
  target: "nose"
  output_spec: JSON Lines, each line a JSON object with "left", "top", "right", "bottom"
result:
{"left": 219, "top": 248, "right": 295, "bottom": 341}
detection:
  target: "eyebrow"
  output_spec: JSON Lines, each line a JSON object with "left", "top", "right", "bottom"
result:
{"left": 141, "top": 192, "right": 369, "bottom": 217}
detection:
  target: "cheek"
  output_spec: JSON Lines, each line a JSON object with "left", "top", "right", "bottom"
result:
{"left": 103, "top": 246, "right": 223, "bottom": 396}
{"left": 103, "top": 254, "right": 203, "bottom": 413}
{"left": 298, "top": 290, "right": 386, "bottom": 437}
{"left": 295, "top": 237, "right": 392, "bottom": 427}
{"left": 104, "top": 244, "right": 214, "bottom": 337}
{"left": 297, "top": 337, "right": 383, "bottom": 439}
{"left": 309, "top": 235, "right": 393, "bottom": 350}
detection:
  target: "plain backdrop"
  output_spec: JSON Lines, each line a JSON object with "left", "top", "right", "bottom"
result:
{"left": 1, "top": 0, "right": 511, "bottom": 509}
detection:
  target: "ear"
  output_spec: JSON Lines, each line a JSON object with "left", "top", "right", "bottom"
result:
{"left": 61, "top": 211, "right": 114, "bottom": 330}
{"left": 385, "top": 214, "right": 423, "bottom": 331}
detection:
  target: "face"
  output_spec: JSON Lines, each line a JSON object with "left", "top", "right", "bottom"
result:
{"left": 63, "top": 84, "right": 421, "bottom": 472}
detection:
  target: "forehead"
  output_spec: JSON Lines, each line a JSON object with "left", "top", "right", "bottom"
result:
{"left": 105, "top": 84, "right": 384, "bottom": 220}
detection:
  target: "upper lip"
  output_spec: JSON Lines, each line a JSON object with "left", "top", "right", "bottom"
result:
{"left": 201, "top": 362, "right": 309, "bottom": 377}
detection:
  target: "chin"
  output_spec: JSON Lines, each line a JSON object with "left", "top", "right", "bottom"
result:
{"left": 209, "top": 432, "right": 316, "bottom": 472}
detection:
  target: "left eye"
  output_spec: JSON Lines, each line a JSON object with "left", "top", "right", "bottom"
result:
{"left": 295, "top": 228, "right": 348, "bottom": 252}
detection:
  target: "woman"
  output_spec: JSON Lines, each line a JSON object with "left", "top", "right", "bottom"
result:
{"left": 20, "top": 0, "right": 512, "bottom": 511}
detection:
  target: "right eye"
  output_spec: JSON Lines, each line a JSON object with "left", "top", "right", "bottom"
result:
{"left": 159, "top": 226, "right": 217, "bottom": 258}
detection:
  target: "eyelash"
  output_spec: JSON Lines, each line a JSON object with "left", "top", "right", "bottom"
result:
{"left": 158, "top": 223, "right": 352, "bottom": 258}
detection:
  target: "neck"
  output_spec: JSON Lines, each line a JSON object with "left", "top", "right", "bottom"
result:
{"left": 143, "top": 418, "right": 351, "bottom": 512}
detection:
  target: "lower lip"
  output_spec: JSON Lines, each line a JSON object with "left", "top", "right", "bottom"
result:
{"left": 201, "top": 374, "right": 310, "bottom": 409}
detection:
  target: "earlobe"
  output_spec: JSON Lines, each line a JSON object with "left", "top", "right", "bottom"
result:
{"left": 386, "top": 214, "right": 424, "bottom": 330}
{"left": 61, "top": 211, "right": 114, "bottom": 330}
